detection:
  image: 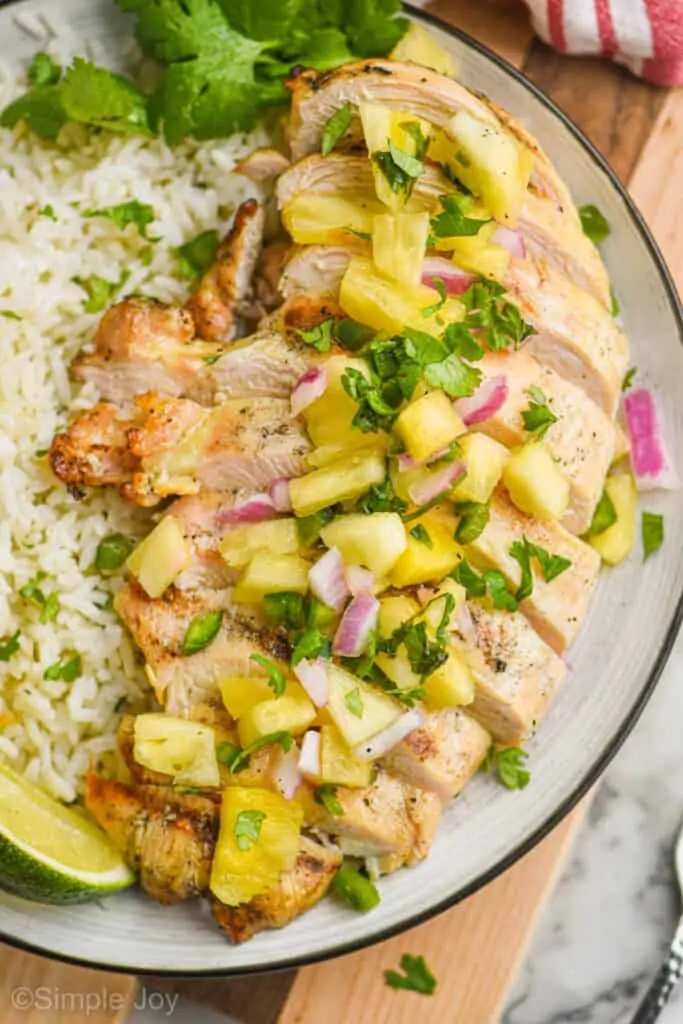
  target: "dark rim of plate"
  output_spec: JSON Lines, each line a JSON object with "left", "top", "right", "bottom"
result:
{"left": 1, "top": 0, "right": 682, "bottom": 980}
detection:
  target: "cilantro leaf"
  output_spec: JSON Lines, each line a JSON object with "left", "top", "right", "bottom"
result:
{"left": 176, "top": 229, "right": 220, "bottom": 279}
{"left": 420, "top": 276, "right": 447, "bottom": 318}
{"left": 451, "top": 560, "right": 518, "bottom": 612}
{"left": 510, "top": 535, "right": 571, "bottom": 600}
{"left": 430, "top": 193, "right": 489, "bottom": 238}
{"left": 578, "top": 203, "right": 610, "bottom": 244}
{"left": 44, "top": 652, "right": 82, "bottom": 683}
{"left": 461, "top": 279, "right": 535, "bottom": 352}
{"left": 74, "top": 271, "right": 130, "bottom": 314}
{"left": 586, "top": 489, "right": 617, "bottom": 537}
{"left": 610, "top": 287, "right": 620, "bottom": 317}
{"left": 250, "top": 653, "right": 286, "bottom": 697}
{"left": 335, "top": 318, "right": 375, "bottom": 351}
{"left": 357, "top": 476, "right": 407, "bottom": 515}
{"left": 61, "top": 59, "right": 151, "bottom": 135}
{"left": 642, "top": 511, "right": 664, "bottom": 561}
{"left": 485, "top": 746, "right": 530, "bottom": 790}
{"left": 297, "top": 507, "right": 335, "bottom": 547}
{"left": 423, "top": 352, "right": 481, "bottom": 398}
{"left": 218, "top": 731, "right": 293, "bottom": 773}
{"left": 218, "top": 0, "right": 305, "bottom": 41}
{"left": 291, "top": 628, "right": 330, "bottom": 666}
{"left": 297, "top": 318, "right": 336, "bottom": 352}
{"left": 38, "top": 204, "right": 57, "bottom": 221}
{"left": 454, "top": 502, "right": 490, "bottom": 544}
{"left": 0, "top": 85, "right": 67, "bottom": 140}
{"left": 0, "top": 631, "right": 21, "bottom": 662}
{"left": 314, "top": 783, "right": 344, "bottom": 817}
{"left": 622, "top": 367, "right": 637, "bottom": 391}
{"left": 84, "top": 200, "right": 156, "bottom": 239}
{"left": 28, "top": 52, "right": 62, "bottom": 87}
{"left": 340, "top": 0, "right": 408, "bottom": 57}
{"left": 379, "top": 620, "right": 447, "bottom": 681}
{"left": 262, "top": 592, "right": 306, "bottom": 631}
{"left": 344, "top": 687, "right": 364, "bottom": 718}
{"left": 385, "top": 954, "right": 437, "bottom": 996}
{"left": 0, "top": 310, "right": 22, "bottom": 321}
{"left": 521, "top": 385, "right": 558, "bottom": 440}
{"left": 410, "top": 524, "right": 433, "bottom": 548}
{"left": 234, "top": 808, "right": 266, "bottom": 851}
{"left": 341, "top": 366, "right": 402, "bottom": 434}
{"left": 321, "top": 103, "right": 352, "bottom": 156}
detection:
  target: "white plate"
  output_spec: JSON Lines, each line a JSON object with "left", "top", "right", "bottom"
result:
{"left": 0, "top": 0, "right": 682, "bottom": 977}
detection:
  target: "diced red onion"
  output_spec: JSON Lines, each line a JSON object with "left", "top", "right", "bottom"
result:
{"left": 346, "top": 564, "right": 375, "bottom": 597}
{"left": 624, "top": 388, "right": 680, "bottom": 491}
{"left": 294, "top": 658, "right": 330, "bottom": 707}
{"left": 416, "top": 586, "right": 435, "bottom": 606}
{"left": 291, "top": 366, "right": 327, "bottom": 417}
{"left": 269, "top": 477, "right": 292, "bottom": 512}
{"left": 217, "top": 493, "right": 276, "bottom": 525}
{"left": 456, "top": 604, "right": 477, "bottom": 645}
{"left": 455, "top": 375, "right": 508, "bottom": 426}
{"left": 492, "top": 226, "right": 526, "bottom": 260}
{"left": 309, "top": 547, "right": 349, "bottom": 611}
{"left": 421, "top": 256, "right": 476, "bottom": 295}
{"left": 273, "top": 747, "right": 302, "bottom": 800}
{"left": 397, "top": 452, "right": 417, "bottom": 472}
{"left": 353, "top": 708, "right": 426, "bottom": 761}
{"left": 298, "top": 730, "right": 321, "bottom": 777}
{"left": 408, "top": 461, "right": 466, "bottom": 507}
{"left": 333, "top": 593, "right": 379, "bottom": 657}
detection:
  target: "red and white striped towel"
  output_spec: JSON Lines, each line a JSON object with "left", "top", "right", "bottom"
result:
{"left": 524, "top": 0, "right": 683, "bottom": 85}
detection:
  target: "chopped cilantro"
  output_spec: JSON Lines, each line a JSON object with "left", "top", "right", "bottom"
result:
{"left": 578, "top": 203, "right": 610, "bottom": 244}
{"left": 74, "top": 271, "right": 130, "bottom": 314}
{"left": 84, "top": 200, "right": 156, "bottom": 239}
{"left": 297, "top": 507, "right": 335, "bottom": 546}
{"left": 385, "top": 954, "right": 437, "bottom": 996}
{"left": 423, "top": 352, "right": 481, "bottom": 398}
{"left": 335, "top": 318, "right": 375, "bottom": 351}
{"left": 509, "top": 536, "right": 572, "bottom": 601}
{"left": 357, "top": 476, "right": 407, "bottom": 515}
{"left": 218, "top": 731, "right": 293, "bottom": 773}
{"left": 485, "top": 746, "right": 530, "bottom": 789}
{"left": 234, "top": 809, "right": 266, "bottom": 851}
{"left": 451, "top": 560, "right": 518, "bottom": 612}
{"left": 19, "top": 573, "right": 60, "bottom": 623}
{"left": 610, "top": 287, "right": 620, "bottom": 317}
{"left": 387, "top": 139, "right": 424, "bottom": 178}
{"left": 44, "top": 652, "right": 82, "bottom": 683}
{"left": 410, "top": 524, "right": 433, "bottom": 547}
{"left": 344, "top": 687, "right": 364, "bottom": 718}
{"left": 262, "top": 592, "right": 306, "bottom": 631}
{"left": 297, "top": 318, "right": 335, "bottom": 353}
{"left": 28, "top": 52, "right": 62, "bottom": 87}
{"left": 454, "top": 502, "right": 490, "bottom": 544}
{"left": 460, "top": 279, "right": 535, "bottom": 352}
{"left": 0, "top": 631, "right": 21, "bottom": 662}
{"left": 332, "top": 861, "right": 381, "bottom": 912}
{"left": 622, "top": 367, "right": 637, "bottom": 391}
{"left": 642, "top": 511, "right": 664, "bottom": 561}
{"left": 321, "top": 103, "right": 352, "bottom": 156}
{"left": 420, "top": 275, "right": 447, "bottom": 318}
{"left": 38, "top": 204, "right": 57, "bottom": 221}
{"left": 401, "top": 491, "right": 455, "bottom": 524}
{"left": 379, "top": 619, "right": 447, "bottom": 681}
{"left": 175, "top": 229, "right": 219, "bottom": 279}
{"left": 314, "top": 783, "right": 344, "bottom": 817}
{"left": 291, "top": 628, "right": 330, "bottom": 666}
{"left": 250, "top": 652, "right": 286, "bottom": 697}
{"left": 430, "top": 192, "right": 489, "bottom": 238}
{"left": 586, "top": 489, "right": 617, "bottom": 537}
{"left": 521, "top": 385, "right": 558, "bottom": 440}
{"left": 341, "top": 366, "right": 401, "bottom": 434}
{"left": 0, "top": 310, "right": 21, "bottom": 321}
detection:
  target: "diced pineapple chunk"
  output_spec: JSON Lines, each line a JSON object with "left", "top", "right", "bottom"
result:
{"left": 210, "top": 787, "right": 303, "bottom": 906}
{"left": 453, "top": 433, "right": 509, "bottom": 503}
{"left": 289, "top": 452, "right": 386, "bottom": 517}
{"left": 429, "top": 114, "right": 533, "bottom": 225}
{"left": 359, "top": 103, "right": 432, "bottom": 212}
{"left": 375, "top": 649, "right": 422, "bottom": 691}
{"left": 307, "top": 438, "right": 387, "bottom": 468}
{"left": 126, "top": 515, "right": 191, "bottom": 599}
{"left": 372, "top": 211, "right": 430, "bottom": 288}
{"left": 304, "top": 356, "right": 378, "bottom": 448}
{"left": 232, "top": 554, "right": 310, "bottom": 604}
{"left": 390, "top": 22, "right": 458, "bottom": 77}
{"left": 320, "top": 513, "right": 407, "bottom": 576}
{"left": 588, "top": 473, "right": 637, "bottom": 565}
{"left": 424, "top": 650, "right": 475, "bottom": 708}
{"left": 503, "top": 443, "right": 570, "bottom": 521}
{"left": 378, "top": 595, "right": 420, "bottom": 638}
{"left": 281, "top": 193, "right": 383, "bottom": 245}
{"left": 219, "top": 675, "right": 305, "bottom": 719}
{"left": 451, "top": 238, "right": 511, "bottom": 280}
{"left": 390, "top": 507, "right": 463, "bottom": 586}
{"left": 133, "top": 713, "right": 219, "bottom": 787}
{"left": 238, "top": 692, "right": 317, "bottom": 747}
{"left": 432, "top": 218, "right": 496, "bottom": 253}
{"left": 320, "top": 724, "right": 373, "bottom": 788}
{"left": 219, "top": 519, "right": 301, "bottom": 568}
{"left": 395, "top": 390, "right": 466, "bottom": 463}
{"left": 420, "top": 578, "right": 467, "bottom": 633}
{"left": 326, "top": 664, "right": 401, "bottom": 747}
{"left": 340, "top": 256, "right": 464, "bottom": 334}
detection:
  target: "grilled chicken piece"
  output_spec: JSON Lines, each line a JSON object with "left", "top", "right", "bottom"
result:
{"left": 50, "top": 394, "right": 310, "bottom": 505}
{"left": 72, "top": 299, "right": 220, "bottom": 406}
{"left": 476, "top": 350, "right": 615, "bottom": 535}
{"left": 251, "top": 240, "right": 291, "bottom": 315}
{"left": 210, "top": 325, "right": 310, "bottom": 399}
{"left": 236, "top": 146, "right": 291, "bottom": 183}
{"left": 382, "top": 708, "right": 490, "bottom": 803}
{"left": 306, "top": 771, "right": 440, "bottom": 867}
{"left": 466, "top": 489, "right": 602, "bottom": 654}
{"left": 506, "top": 260, "right": 628, "bottom": 418}
{"left": 458, "top": 603, "right": 567, "bottom": 745}
{"left": 280, "top": 244, "right": 360, "bottom": 299}
{"left": 211, "top": 836, "right": 341, "bottom": 943}
{"left": 277, "top": 153, "right": 609, "bottom": 307}
{"left": 165, "top": 491, "right": 242, "bottom": 591}
{"left": 85, "top": 772, "right": 219, "bottom": 904}
{"left": 185, "top": 199, "right": 265, "bottom": 342}
{"left": 114, "top": 581, "right": 287, "bottom": 714}
{"left": 286, "top": 61, "right": 583, "bottom": 234}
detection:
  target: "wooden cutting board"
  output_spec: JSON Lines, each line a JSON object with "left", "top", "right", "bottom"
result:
{"left": 3, "top": 2, "right": 683, "bottom": 1022}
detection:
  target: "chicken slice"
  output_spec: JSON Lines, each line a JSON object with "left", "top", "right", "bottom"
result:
{"left": 185, "top": 199, "right": 265, "bottom": 342}
{"left": 236, "top": 146, "right": 291, "bottom": 183}
{"left": 280, "top": 244, "right": 358, "bottom": 299}
{"left": 50, "top": 394, "right": 310, "bottom": 506}
{"left": 457, "top": 603, "right": 567, "bottom": 745}
{"left": 114, "top": 581, "right": 288, "bottom": 715}
{"left": 164, "top": 491, "right": 243, "bottom": 592}
{"left": 84, "top": 772, "right": 219, "bottom": 904}
{"left": 475, "top": 350, "right": 615, "bottom": 535}
{"left": 72, "top": 298, "right": 220, "bottom": 406}
{"left": 506, "top": 260, "right": 628, "bottom": 418}
{"left": 277, "top": 152, "right": 609, "bottom": 307}
{"left": 465, "top": 489, "right": 601, "bottom": 653}
{"left": 209, "top": 325, "right": 310, "bottom": 399}
{"left": 382, "top": 708, "right": 490, "bottom": 803}
{"left": 210, "top": 836, "right": 341, "bottom": 943}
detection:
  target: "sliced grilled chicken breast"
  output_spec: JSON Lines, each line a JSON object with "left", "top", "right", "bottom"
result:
{"left": 280, "top": 244, "right": 359, "bottom": 299}
{"left": 185, "top": 199, "right": 265, "bottom": 342}
{"left": 85, "top": 773, "right": 219, "bottom": 904}
{"left": 381, "top": 708, "right": 490, "bottom": 803}
{"left": 476, "top": 350, "right": 615, "bottom": 534}
{"left": 211, "top": 836, "right": 341, "bottom": 943}
{"left": 210, "top": 326, "right": 310, "bottom": 399}
{"left": 458, "top": 603, "right": 566, "bottom": 745}
{"left": 465, "top": 489, "right": 602, "bottom": 653}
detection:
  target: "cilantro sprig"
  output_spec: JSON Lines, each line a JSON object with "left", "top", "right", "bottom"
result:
{"left": 509, "top": 535, "right": 572, "bottom": 602}
{"left": 485, "top": 746, "right": 530, "bottom": 789}
{"left": 385, "top": 954, "right": 437, "bottom": 996}
{"left": 521, "top": 385, "right": 558, "bottom": 440}
{"left": 430, "top": 193, "right": 490, "bottom": 239}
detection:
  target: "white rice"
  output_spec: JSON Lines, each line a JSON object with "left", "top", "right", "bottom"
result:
{"left": 0, "top": 54, "right": 270, "bottom": 802}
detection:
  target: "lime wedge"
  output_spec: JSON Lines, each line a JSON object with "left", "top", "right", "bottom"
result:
{"left": 0, "top": 760, "right": 135, "bottom": 904}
